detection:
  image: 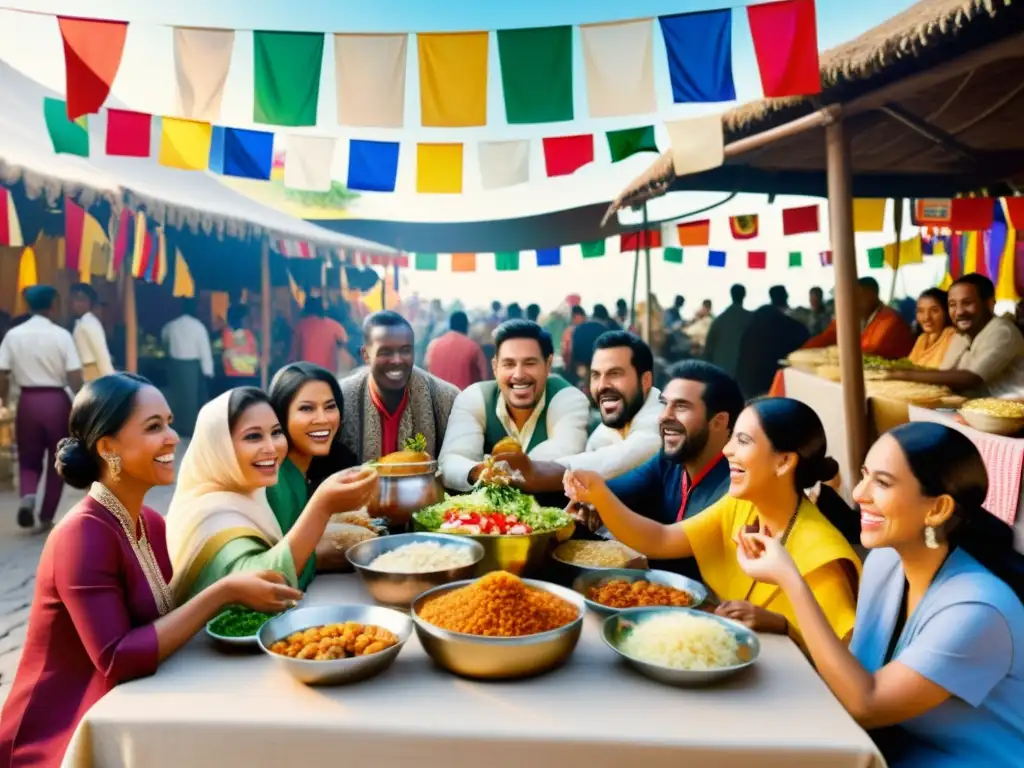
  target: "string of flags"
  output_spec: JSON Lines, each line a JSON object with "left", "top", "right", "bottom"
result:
{"left": 45, "top": 0, "right": 822, "bottom": 130}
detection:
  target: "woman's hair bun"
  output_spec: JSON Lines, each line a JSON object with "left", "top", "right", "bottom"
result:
{"left": 55, "top": 436, "right": 101, "bottom": 490}
{"left": 816, "top": 456, "right": 840, "bottom": 484}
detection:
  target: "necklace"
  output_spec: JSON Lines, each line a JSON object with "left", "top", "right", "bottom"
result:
{"left": 741, "top": 501, "right": 800, "bottom": 603}
{"left": 89, "top": 483, "right": 175, "bottom": 616}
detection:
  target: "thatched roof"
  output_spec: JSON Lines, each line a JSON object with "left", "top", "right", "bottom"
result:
{"left": 608, "top": 0, "right": 1024, "bottom": 217}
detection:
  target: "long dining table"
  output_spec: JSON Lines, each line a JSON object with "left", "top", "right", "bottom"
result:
{"left": 63, "top": 574, "right": 885, "bottom": 768}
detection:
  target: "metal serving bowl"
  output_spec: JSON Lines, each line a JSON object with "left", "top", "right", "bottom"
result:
{"left": 258, "top": 604, "right": 412, "bottom": 685}
{"left": 603, "top": 606, "right": 760, "bottom": 686}
{"left": 368, "top": 460, "right": 446, "bottom": 530}
{"left": 411, "top": 578, "right": 585, "bottom": 680}
{"left": 548, "top": 541, "right": 649, "bottom": 586}
{"left": 572, "top": 568, "right": 708, "bottom": 617}
{"left": 346, "top": 532, "right": 485, "bottom": 606}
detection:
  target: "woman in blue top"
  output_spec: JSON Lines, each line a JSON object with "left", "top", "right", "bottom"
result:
{"left": 736, "top": 421, "right": 1024, "bottom": 766}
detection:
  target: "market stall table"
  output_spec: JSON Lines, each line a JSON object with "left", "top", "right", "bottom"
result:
{"left": 63, "top": 576, "right": 884, "bottom": 768}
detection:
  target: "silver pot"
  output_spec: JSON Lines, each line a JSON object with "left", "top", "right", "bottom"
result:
{"left": 367, "top": 460, "right": 445, "bottom": 530}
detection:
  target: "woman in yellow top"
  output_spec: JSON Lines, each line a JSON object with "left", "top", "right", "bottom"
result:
{"left": 564, "top": 397, "right": 862, "bottom": 641}
{"left": 907, "top": 288, "right": 956, "bottom": 369}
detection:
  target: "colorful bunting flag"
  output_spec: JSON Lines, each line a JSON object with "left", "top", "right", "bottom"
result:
{"left": 451, "top": 253, "right": 477, "bottom": 272}
{"left": 949, "top": 197, "right": 994, "bottom": 231}
{"left": 986, "top": 202, "right": 1008, "bottom": 280}
{"left": 253, "top": 31, "right": 325, "bottom": 126}
{"left": 782, "top": 204, "right": 819, "bottom": 235}
{"left": 747, "top": 0, "right": 821, "bottom": 98}
{"left": 0, "top": 187, "right": 23, "bottom": 247}
{"left": 159, "top": 117, "right": 213, "bottom": 171}
{"left": 788, "top": 251, "right": 802, "bottom": 267}
{"left": 1003, "top": 198, "right": 1024, "bottom": 229}
{"left": 665, "top": 115, "right": 724, "bottom": 175}
{"left": 105, "top": 109, "right": 151, "bottom": 157}
{"left": 284, "top": 135, "right": 336, "bottom": 192}
{"left": 820, "top": 250, "right": 833, "bottom": 266}
{"left": 536, "top": 248, "right": 561, "bottom": 267}
{"left": 580, "top": 240, "right": 606, "bottom": 258}
{"left": 334, "top": 33, "right": 408, "bottom": 128}
{"left": 708, "top": 250, "right": 726, "bottom": 268}
{"left": 663, "top": 247, "right": 683, "bottom": 264}
{"left": 620, "top": 230, "right": 662, "bottom": 251}
{"left": 418, "top": 32, "right": 489, "bottom": 127}
{"left": 478, "top": 140, "right": 530, "bottom": 190}
{"left": 15, "top": 247, "right": 38, "bottom": 314}
{"left": 748, "top": 251, "right": 767, "bottom": 269}
{"left": 677, "top": 220, "right": 711, "bottom": 246}
{"left": 884, "top": 236, "right": 924, "bottom": 268}
{"left": 580, "top": 20, "right": 657, "bottom": 118}
{"left": 173, "top": 27, "right": 234, "bottom": 122}
{"left": 495, "top": 251, "right": 520, "bottom": 271}
{"left": 867, "top": 246, "right": 885, "bottom": 269}
{"left": 414, "top": 252, "right": 438, "bottom": 271}
{"left": 911, "top": 198, "right": 952, "bottom": 226}
{"left": 416, "top": 143, "right": 464, "bottom": 194}
{"left": 172, "top": 248, "right": 195, "bottom": 298}
{"left": 154, "top": 227, "right": 168, "bottom": 284}
{"left": 542, "top": 134, "right": 594, "bottom": 177}
{"left": 497, "top": 26, "right": 573, "bottom": 124}
{"left": 222, "top": 127, "right": 274, "bottom": 180}
{"left": 58, "top": 17, "right": 128, "bottom": 119}
{"left": 347, "top": 139, "right": 400, "bottom": 192}
{"left": 112, "top": 207, "right": 133, "bottom": 274}
{"left": 658, "top": 10, "right": 735, "bottom": 103}
{"left": 606, "top": 126, "right": 657, "bottom": 163}
{"left": 729, "top": 214, "right": 759, "bottom": 239}
{"left": 853, "top": 198, "right": 886, "bottom": 232}
{"left": 63, "top": 197, "right": 86, "bottom": 272}
{"left": 80, "top": 209, "right": 111, "bottom": 280}
{"left": 130, "top": 211, "right": 151, "bottom": 279}
{"left": 43, "top": 98, "right": 89, "bottom": 157}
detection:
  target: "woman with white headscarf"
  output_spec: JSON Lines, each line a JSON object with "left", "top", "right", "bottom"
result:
{"left": 166, "top": 387, "right": 377, "bottom": 603}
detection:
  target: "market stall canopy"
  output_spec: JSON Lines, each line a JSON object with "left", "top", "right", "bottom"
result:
{"left": 0, "top": 59, "right": 397, "bottom": 257}
{"left": 607, "top": 0, "right": 1024, "bottom": 218}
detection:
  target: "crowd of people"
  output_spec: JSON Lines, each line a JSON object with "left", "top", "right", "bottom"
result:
{"left": 0, "top": 280, "right": 1023, "bottom": 766}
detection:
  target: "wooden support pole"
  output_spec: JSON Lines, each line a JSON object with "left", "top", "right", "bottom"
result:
{"left": 260, "top": 238, "right": 271, "bottom": 390}
{"left": 825, "top": 119, "right": 868, "bottom": 496}
{"left": 642, "top": 202, "right": 652, "bottom": 345}
{"left": 123, "top": 271, "right": 138, "bottom": 374}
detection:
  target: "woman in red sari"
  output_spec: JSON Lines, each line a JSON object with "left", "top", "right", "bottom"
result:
{"left": 0, "top": 374, "right": 303, "bottom": 768}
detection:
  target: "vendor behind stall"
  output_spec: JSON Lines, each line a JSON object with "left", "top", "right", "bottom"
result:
{"left": 803, "top": 277, "right": 914, "bottom": 360}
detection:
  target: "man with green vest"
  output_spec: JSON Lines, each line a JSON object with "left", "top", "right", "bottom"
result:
{"left": 439, "top": 320, "right": 590, "bottom": 493}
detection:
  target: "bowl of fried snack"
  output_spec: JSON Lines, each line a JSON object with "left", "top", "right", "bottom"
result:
{"left": 960, "top": 398, "right": 1024, "bottom": 436}
{"left": 573, "top": 568, "right": 707, "bottom": 617}
{"left": 411, "top": 571, "right": 585, "bottom": 680}
{"left": 258, "top": 604, "right": 412, "bottom": 685}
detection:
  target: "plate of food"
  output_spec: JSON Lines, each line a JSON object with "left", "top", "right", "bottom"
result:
{"left": 206, "top": 606, "right": 280, "bottom": 649}
{"left": 573, "top": 568, "right": 707, "bottom": 617}
{"left": 549, "top": 540, "right": 648, "bottom": 585}
{"left": 603, "top": 606, "right": 759, "bottom": 686}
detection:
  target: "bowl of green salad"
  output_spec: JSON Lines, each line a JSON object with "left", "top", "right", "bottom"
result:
{"left": 206, "top": 607, "right": 280, "bottom": 649}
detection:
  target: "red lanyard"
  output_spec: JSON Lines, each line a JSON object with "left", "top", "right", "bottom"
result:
{"left": 676, "top": 454, "right": 723, "bottom": 522}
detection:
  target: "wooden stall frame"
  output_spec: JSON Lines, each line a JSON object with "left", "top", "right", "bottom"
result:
{"left": 260, "top": 238, "right": 271, "bottom": 390}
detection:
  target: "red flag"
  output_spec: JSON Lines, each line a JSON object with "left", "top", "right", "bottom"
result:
{"left": 748, "top": 251, "right": 767, "bottom": 269}
{"left": 949, "top": 198, "right": 994, "bottom": 231}
{"left": 620, "top": 229, "right": 662, "bottom": 251}
{"left": 542, "top": 135, "right": 594, "bottom": 177}
{"left": 677, "top": 219, "right": 710, "bottom": 246}
{"left": 729, "top": 214, "right": 758, "bottom": 239}
{"left": 112, "top": 207, "right": 133, "bottom": 273}
{"left": 747, "top": 0, "right": 821, "bottom": 98}
{"left": 1003, "top": 198, "right": 1024, "bottom": 229}
{"left": 58, "top": 17, "right": 129, "bottom": 119}
{"left": 64, "top": 198, "right": 86, "bottom": 271}
{"left": 782, "top": 204, "right": 819, "bottom": 235}
{"left": 819, "top": 250, "right": 833, "bottom": 266}
{"left": 105, "top": 109, "right": 152, "bottom": 157}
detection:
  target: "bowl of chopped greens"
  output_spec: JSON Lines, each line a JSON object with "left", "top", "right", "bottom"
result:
{"left": 206, "top": 607, "right": 279, "bottom": 649}
{"left": 412, "top": 484, "right": 574, "bottom": 576}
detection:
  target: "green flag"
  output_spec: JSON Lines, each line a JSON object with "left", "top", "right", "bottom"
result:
{"left": 43, "top": 98, "right": 89, "bottom": 157}
{"left": 414, "top": 253, "right": 438, "bottom": 271}
{"left": 788, "top": 251, "right": 802, "bottom": 267}
{"left": 497, "top": 26, "right": 573, "bottom": 124}
{"left": 495, "top": 251, "right": 520, "bottom": 271}
{"left": 663, "top": 247, "right": 683, "bottom": 264}
{"left": 607, "top": 126, "right": 658, "bottom": 163}
{"left": 580, "top": 240, "right": 606, "bottom": 258}
{"left": 867, "top": 247, "right": 885, "bottom": 269}
{"left": 254, "top": 31, "right": 325, "bottom": 126}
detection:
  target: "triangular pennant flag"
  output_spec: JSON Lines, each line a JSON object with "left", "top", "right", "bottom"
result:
{"left": 747, "top": 0, "right": 821, "bottom": 98}
{"left": 708, "top": 250, "right": 726, "bottom": 268}
{"left": 748, "top": 251, "right": 767, "bottom": 269}
{"left": 43, "top": 98, "right": 89, "bottom": 157}
{"left": 536, "top": 248, "right": 560, "bottom": 267}
{"left": 788, "top": 251, "right": 802, "bottom": 267}
{"left": 58, "top": 17, "right": 128, "bottom": 119}
{"left": 0, "top": 187, "right": 24, "bottom": 247}
{"left": 867, "top": 247, "right": 885, "bottom": 269}
{"left": 663, "top": 247, "right": 683, "bottom": 264}
{"left": 658, "top": 10, "right": 735, "bottom": 103}
{"left": 172, "top": 248, "right": 195, "bottom": 298}
{"left": 451, "top": 253, "right": 477, "bottom": 272}
{"left": 497, "top": 26, "right": 573, "bottom": 124}
{"left": 253, "top": 31, "right": 325, "bottom": 126}
{"left": 495, "top": 251, "right": 520, "bottom": 271}
{"left": 729, "top": 214, "right": 759, "bottom": 239}
{"left": 580, "top": 240, "right": 605, "bottom": 258}
{"left": 606, "top": 126, "right": 657, "bottom": 163}
{"left": 781, "top": 205, "right": 819, "bottom": 235}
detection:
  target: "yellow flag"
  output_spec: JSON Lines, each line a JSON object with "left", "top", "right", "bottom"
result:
{"left": 130, "top": 211, "right": 148, "bottom": 278}
{"left": 416, "top": 143, "right": 463, "bottom": 194}
{"left": 155, "top": 227, "right": 168, "bottom": 284}
{"left": 938, "top": 272, "right": 953, "bottom": 290}
{"left": 962, "top": 231, "right": 978, "bottom": 274}
{"left": 288, "top": 272, "right": 306, "bottom": 306}
{"left": 853, "top": 199, "right": 886, "bottom": 232}
{"left": 159, "top": 117, "right": 213, "bottom": 171}
{"left": 995, "top": 228, "right": 1019, "bottom": 302}
{"left": 883, "top": 236, "right": 923, "bottom": 269}
{"left": 14, "top": 246, "right": 38, "bottom": 314}
{"left": 417, "top": 32, "right": 488, "bottom": 127}
{"left": 80, "top": 212, "right": 111, "bottom": 282}
{"left": 172, "top": 248, "right": 195, "bottom": 297}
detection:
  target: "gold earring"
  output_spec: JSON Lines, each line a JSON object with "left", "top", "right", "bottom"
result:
{"left": 103, "top": 454, "right": 122, "bottom": 482}
{"left": 924, "top": 526, "right": 940, "bottom": 549}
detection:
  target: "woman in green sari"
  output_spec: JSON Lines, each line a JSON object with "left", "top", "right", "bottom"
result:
{"left": 267, "top": 363, "right": 359, "bottom": 588}
{"left": 165, "top": 387, "right": 377, "bottom": 603}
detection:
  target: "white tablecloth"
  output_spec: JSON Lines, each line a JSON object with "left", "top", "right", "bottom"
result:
{"left": 65, "top": 575, "right": 884, "bottom": 768}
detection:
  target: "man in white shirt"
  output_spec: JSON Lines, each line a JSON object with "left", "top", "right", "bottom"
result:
{"left": 558, "top": 331, "right": 661, "bottom": 479}
{"left": 69, "top": 282, "right": 114, "bottom": 381}
{"left": 439, "top": 320, "right": 589, "bottom": 497}
{"left": 161, "top": 298, "right": 214, "bottom": 437}
{"left": 0, "top": 285, "right": 83, "bottom": 530}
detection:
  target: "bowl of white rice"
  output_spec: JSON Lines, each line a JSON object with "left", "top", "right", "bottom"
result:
{"left": 602, "top": 607, "right": 760, "bottom": 686}
{"left": 346, "top": 533, "right": 485, "bottom": 606}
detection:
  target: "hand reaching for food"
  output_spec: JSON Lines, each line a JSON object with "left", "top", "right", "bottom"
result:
{"left": 221, "top": 570, "right": 303, "bottom": 614}
{"left": 562, "top": 469, "right": 605, "bottom": 506}
{"left": 566, "top": 501, "right": 602, "bottom": 533}
{"left": 311, "top": 466, "right": 379, "bottom": 514}
{"left": 714, "top": 600, "right": 787, "bottom": 633}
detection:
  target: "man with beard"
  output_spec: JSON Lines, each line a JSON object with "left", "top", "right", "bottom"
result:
{"left": 572, "top": 360, "right": 744, "bottom": 578}
{"left": 339, "top": 310, "right": 459, "bottom": 463}
{"left": 439, "top": 320, "right": 589, "bottom": 493}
